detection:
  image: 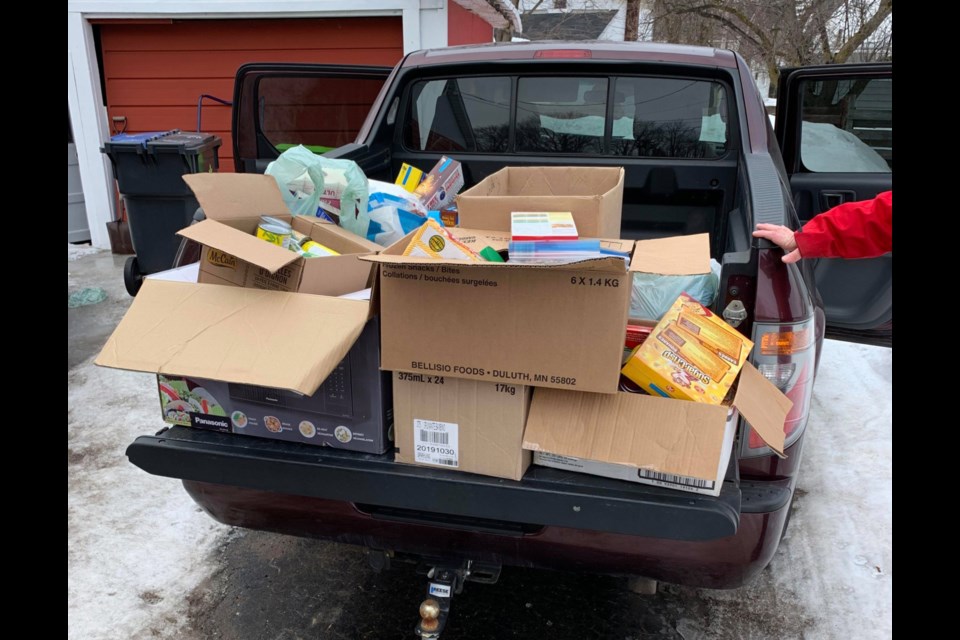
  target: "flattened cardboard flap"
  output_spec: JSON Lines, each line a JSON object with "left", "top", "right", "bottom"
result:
{"left": 183, "top": 173, "right": 289, "bottom": 221}
{"left": 95, "top": 279, "right": 370, "bottom": 396}
{"left": 177, "top": 219, "right": 301, "bottom": 274}
{"left": 522, "top": 388, "right": 730, "bottom": 481}
{"left": 732, "top": 362, "right": 793, "bottom": 457}
{"left": 630, "top": 233, "right": 711, "bottom": 275}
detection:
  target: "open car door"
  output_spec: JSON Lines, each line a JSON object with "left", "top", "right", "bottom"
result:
{"left": 232, "top": 63, "right": 392, "bottom": 174}
{"left": 775, "top": 63, "right": 892, "bottom": 347}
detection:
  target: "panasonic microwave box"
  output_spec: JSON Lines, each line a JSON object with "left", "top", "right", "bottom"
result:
{"left": 154, "top": 318, "right": 392, "bottom": 453}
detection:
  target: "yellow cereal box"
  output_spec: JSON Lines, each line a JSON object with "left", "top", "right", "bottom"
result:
{"left": 621, "top": 293, "right": 753, "bottom": 404}
{"left": 403, "top": 218, "right": 481, "bottom": 261}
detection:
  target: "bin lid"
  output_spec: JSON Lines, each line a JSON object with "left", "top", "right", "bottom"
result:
{"left": 147, "top": 132, "right": 220, "bottom": 152}
{"left": 104, "top": 130, "right": 177, "bottom": 146}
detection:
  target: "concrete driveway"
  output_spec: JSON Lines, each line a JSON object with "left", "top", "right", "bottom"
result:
{"left": 68, "top": 246, "right": 891, "bottom": 639}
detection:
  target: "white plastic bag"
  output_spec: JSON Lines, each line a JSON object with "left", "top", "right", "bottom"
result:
{"left": 366, "top": 179, "right": 428, "bottom": 246}
{"left": 630, "top": 259, "right": 721, "bottom": 321}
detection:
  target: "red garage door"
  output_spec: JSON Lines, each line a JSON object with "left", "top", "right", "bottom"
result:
{"left": 98, "top": 18, "right": 404, "bottom": 172}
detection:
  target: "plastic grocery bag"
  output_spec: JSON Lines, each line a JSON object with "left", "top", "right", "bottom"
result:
{"left": 265, "top": 145, "right": 325, "bottom": 217}
{"left": 366, "top": 179, "right": 427, "bottom": 246}
{"left": 630, "top": 259, "right": 721, "bottom": 321}
{"left": 266, "top": 145, "right": 370, "bottom": 238}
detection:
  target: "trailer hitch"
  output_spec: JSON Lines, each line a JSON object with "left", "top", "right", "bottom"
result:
{"left": 414, "top": 560, "right": 500, "bottom": 638}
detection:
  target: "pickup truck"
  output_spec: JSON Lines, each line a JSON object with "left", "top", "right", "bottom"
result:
{"left": 126, "top": 41, "right": 892, "bottom": 632}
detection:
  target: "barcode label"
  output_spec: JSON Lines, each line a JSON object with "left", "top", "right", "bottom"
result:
{"left": 638, "top": 469, "right": 715, "bottom": 490}
{"left": 414, "top": 419, "right": 459, "bottom": 468}
{"left": 419, "top": 431, "right": 449, "bottom": 445}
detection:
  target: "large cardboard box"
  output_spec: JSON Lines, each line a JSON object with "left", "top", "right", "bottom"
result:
{"left": 457, "top": 167, "right": 625, "bottom": 238}
{"left": 522, "top": 365, "right": 792, "bottom": 496}
{"left": 155, "top": 318, "right": 391, "bottom": 453}
{"left": 393, "top": 373, "right": 531, "bottom": 480}
{"left": 363, "top": 231, "right": 710, "bottom": 394}
{"left": 179, "top": 173, "right": 381, "bottom": 296}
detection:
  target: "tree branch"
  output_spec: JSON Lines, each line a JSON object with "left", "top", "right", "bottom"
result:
{"left": 832, "top": 0, "right": 892, "bottom": 62}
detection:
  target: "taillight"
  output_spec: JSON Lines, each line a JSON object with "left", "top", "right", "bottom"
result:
{"left": 741, "top": 319, "right": 816, "bottom": 458}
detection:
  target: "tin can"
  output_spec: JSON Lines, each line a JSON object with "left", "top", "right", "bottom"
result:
{"left": 256, "top": 223, "right": 292, "bottom": 246}
{"left": 259, "top": 215, "right": 291, "bottom": 230}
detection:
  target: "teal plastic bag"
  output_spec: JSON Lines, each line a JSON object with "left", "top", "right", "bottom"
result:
{"left": 265, "top": 145, "right": 326, "bottom": 217}
{"left": 265, "top": 145, "right": 370, "bottom": 239}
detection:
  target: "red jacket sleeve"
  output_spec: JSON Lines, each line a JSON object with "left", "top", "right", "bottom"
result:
{"left": 794, "top": 191, "right": 892, "bottom": 259}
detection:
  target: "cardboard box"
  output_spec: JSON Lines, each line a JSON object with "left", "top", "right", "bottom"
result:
{"left": 155, "top": 318, "right": 392, "bottom": 453}
{"left": 179, "top": 173, "right": 381, "bottom": 296}
{"left": 414, "top": 156, "right": 464, "bottom": 210}
{"left": 522, "top": 364, "right": 792, "bottom": 496}
{"left": 363, "top": 231, "right": 711, "bottom": 394}
{"left": 622, "top": 293, "right": 754, "bottom": 405}
{"left": 393, "top": 373, "right": 532, "bottom": 480}
{"left": 457, "top": 167, "right": 625, "bottom": 239}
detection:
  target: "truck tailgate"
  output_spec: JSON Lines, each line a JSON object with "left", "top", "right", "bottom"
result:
{"left": 128, "top": 426, "right": 741, "bottom": 541}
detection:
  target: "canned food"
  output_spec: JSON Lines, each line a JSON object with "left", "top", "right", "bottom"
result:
{"left": 290, "top": 229, "right": 308, "bottom": 246}
{"left": 256, "top": 223, "right": 292, "bottom": 246}
{"left": 259, "top": 215, "right": 291, "bottom": 230}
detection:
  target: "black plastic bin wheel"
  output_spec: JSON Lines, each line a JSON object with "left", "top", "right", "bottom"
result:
{"left": 124, "top": 256, "right": 144, "bottom": 297}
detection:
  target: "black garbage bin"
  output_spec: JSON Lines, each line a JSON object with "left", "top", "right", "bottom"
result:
{"left": 102, "top": 130, "right": 221, "bottom": 295}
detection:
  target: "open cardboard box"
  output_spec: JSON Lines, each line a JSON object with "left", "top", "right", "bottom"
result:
{"left": 456, "top": 166, "right": 625, "bottom": 238}
{"left": 179, "top": 173, "right": 381, "bottom": 296}
{"left": 522, "top": 364, "right": 793, "bottom": 497}
{"left": 363, "top": 231, "right": 711, "bottom": 394}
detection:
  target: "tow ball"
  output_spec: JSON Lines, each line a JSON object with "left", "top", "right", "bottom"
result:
{"left": 414, "top": 560, "right": 500, "bottom": 638}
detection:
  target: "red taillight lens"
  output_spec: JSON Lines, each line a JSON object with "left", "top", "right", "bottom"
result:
{"left": 742, "top": 320, "right": 816, "bottom": 458}
{"left": 533, "top": 50, "right": 592, "bottom": 59}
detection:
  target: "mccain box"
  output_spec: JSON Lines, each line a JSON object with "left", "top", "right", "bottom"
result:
{"left": 393, "top": 373, "right": 531, "bottom": 480}
{"left": 178, "top": 173, "right": 380, "bottom": 296}
{"left": 155, "top": 318, "right": 391, "bottom": 453}
{"left": 522, "top": 366, "right": 792, "bottom": 496}
{"left": 363, "top": 231, "right": 712, "bottom": 394}
{"left": 457, "top": 166, "right": 624, "bottom": 238}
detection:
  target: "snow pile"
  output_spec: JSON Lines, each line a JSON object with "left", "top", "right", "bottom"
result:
{"left": 69, "top": 243, "right": 103, "bottom": 261}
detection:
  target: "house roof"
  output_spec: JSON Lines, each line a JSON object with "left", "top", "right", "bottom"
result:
{"left": 522, "top": 10, "right": 619, "bottom": 41}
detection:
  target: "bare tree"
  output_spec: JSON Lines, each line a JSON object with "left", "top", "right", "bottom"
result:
{"left": 650, "top": 0, "right": 892, "bottom": 93}
{"left": 625, "top": 0, "right": 642, "bottom": 41}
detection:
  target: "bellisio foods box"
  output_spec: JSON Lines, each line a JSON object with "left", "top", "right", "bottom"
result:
{"left": 363, "top": 231, "right": 712, "bottom": 394}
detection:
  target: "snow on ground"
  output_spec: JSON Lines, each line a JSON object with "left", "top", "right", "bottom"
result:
{"left": 69, "top": 242, "right": 103, "bottom": 261}
{"left": 67, "top": 362, "right": 226, "bottom": 640}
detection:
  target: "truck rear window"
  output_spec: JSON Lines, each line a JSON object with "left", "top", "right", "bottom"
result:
{"left": 403, "top": 75, "right": 729, "bottom": 158}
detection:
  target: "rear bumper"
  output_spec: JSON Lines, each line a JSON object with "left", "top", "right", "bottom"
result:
{"left": 184, "top": 480, "right": 791, "bottom": 589}
{"left": 128, "top": 427, "right": 793, "bottom": 588}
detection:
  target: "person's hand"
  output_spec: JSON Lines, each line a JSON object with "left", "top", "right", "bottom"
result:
{"left": 753, "top": 223, "right": 802, "bottom": 263}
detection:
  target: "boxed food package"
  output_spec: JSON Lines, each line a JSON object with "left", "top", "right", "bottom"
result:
{"left": 395, "top": 163, "right": 424, "bottom": 192}
{"left": 457, "top": 167, "right": 624, "bottom": 238}
{"left": 622, "top": 293, "right": 754, "bottom": 405}
{"left": 523, "top": 367, "right": 792, "bottom": 496}
{"left": 414, "top": 156, "right": 464, "bottom": 211}
{"left": 393, "top": 373, "right": 532, "bottom": 480}
{"left": 179, "top": 173, "right": 380, "bottom": 296}
{"left": 155, "top": 318, "right": 392, "bottom": 453}
{"left": 364, "top": 232, "right": 710, "bottom": 394}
